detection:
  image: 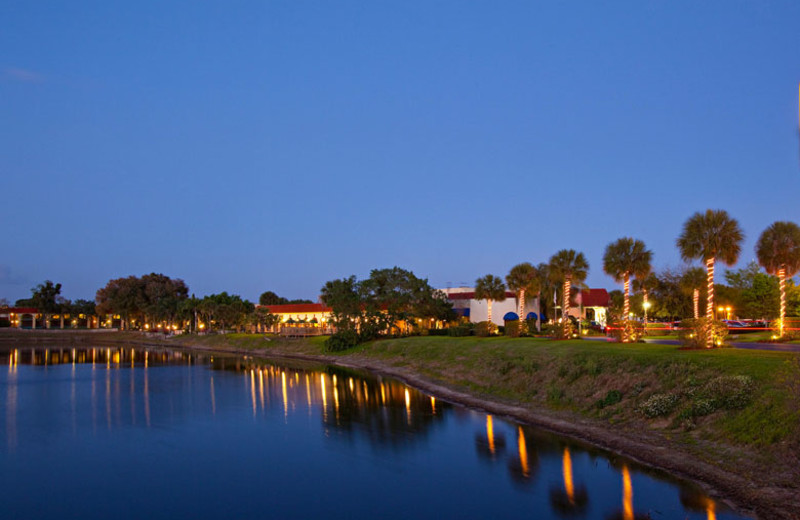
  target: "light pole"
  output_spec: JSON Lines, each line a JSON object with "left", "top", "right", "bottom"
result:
{"left": 643, "top": 300, "right": 651, "bottom": 335}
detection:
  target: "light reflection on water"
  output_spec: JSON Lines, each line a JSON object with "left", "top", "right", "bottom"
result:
{"left": 0, "top": 346, "right": 749, "bottom": 520}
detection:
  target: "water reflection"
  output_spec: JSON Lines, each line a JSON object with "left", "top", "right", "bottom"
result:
{"left": 0, "top": 346, "right": 742, "bottom": 520}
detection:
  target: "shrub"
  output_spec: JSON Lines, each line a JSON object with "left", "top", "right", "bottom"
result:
{"left": 596, "top": 390, "right": 622, "bottom": 409}
{"left": 608, "top": 319, "right": 645, "bottom": 343}
{"left": 702, "top": 375, "right": 754, "bottom": 410}
{"left": 475, "top": 321, "right": 496, "bottom": 337}
{"left": 324, "top": 330, "right": 361, "bottom": 352}
{"left": 677, "top": 318, "right": 728, "bottom": 348}
{"left": 448, "top": 324, "right": 473, "bottom": 337}
{"left": 504, "top": 321, "right": 521, "bottom": 337}
{"left": 524, "top": 319, "right": 540, "bottom": 335}
{"left": 638, "top": 393, "right": 680, "bottom": 418}
{"left": 549, "top": 319, "right": 575, "bottom": 340}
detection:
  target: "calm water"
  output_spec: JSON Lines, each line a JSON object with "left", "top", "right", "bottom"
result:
{"left": 0, "top": 345, "right": 748, "bottom": 520}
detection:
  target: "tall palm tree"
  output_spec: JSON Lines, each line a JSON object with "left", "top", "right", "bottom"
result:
{"left": 474, "top": 274, "right": 507, "bottom": 325}
{"left": 549, "top": 250, "right": 589, "bottom": 324}
{"left": 679, "top": 267, "right": 706, "bottom": 319}
{"left": 756, "top": 221, "right": 800, "bottom": 337}
{"left": 677, "top": 209, "right": 743, "bottom": 347}
{"left": 602, "top": 238, "right": 652, "bottom": 339}
{"left": 535, "top": 263, "right": 552, "bottom": 331}
{"left": 506, "top": 263, "right": 540, "bottom": 326}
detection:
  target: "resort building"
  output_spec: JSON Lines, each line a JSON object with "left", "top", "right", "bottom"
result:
{"left": 564, "top": 288, "right": 610, "bottom": 326}
{"left": 438, "top": 287, "right": 542, "bottom": 327}
{"left": 0, "top": 307, "right": 107, "bottom": 329}
{"left": 257, "top": 303, "right": 333, "bottom": 334}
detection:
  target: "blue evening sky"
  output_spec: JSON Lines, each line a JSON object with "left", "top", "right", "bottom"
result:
{"left": 2, "top": 1, "right": 799, "bottom": 303}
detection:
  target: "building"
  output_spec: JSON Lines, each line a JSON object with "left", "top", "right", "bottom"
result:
{"left": 257, "top": 303, "right": 333, "bottom": 334}
{"left": 439, "top": 287, "right": 542, "bottom": 327}
{"left": 566, "top": 288, "right": 610, "bottom": 326}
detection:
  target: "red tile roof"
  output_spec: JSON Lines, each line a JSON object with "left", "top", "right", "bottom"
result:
{"left": 446, "top": 291, "right": 517, "bottom": 300}
{"left": 258, "top": 303, "right": 330, "bottom": 314}
{"left": 579, "top": 288, "right": 609, "bottom": 307}
{"left": 0, "top": 307, "right": 39, "bottom": 314}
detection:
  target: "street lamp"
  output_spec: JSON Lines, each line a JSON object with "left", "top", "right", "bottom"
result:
{"left": 643, "top": 300, "right": 652, "bottom": 334}
{"left": 725, "top": 306, "right": 732, "bottom": 320}
{"left": 717, "top": 306, "right": 724, "bottom": 320}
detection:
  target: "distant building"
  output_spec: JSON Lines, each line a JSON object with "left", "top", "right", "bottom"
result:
{"left": 565, "top": 288, "right": 610, "bottom": 326}
{"left": 257, "top": 303, "right": 332, "bottom": 334}
{"left": 438, "top": 287, "right": 542, "bottom": 327}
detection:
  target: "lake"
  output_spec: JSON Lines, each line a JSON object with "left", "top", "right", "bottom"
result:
{"left": 0, "top": 345, "right": 748, "bottom": 519}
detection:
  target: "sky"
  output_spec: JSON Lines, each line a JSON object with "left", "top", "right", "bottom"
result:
{"left": 2, "top": 1, "right": 800, "bottom": 304}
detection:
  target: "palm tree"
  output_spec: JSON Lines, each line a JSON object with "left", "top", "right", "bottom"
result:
{"left": 602, "top": 238, "right": 652, "bottom": 339}
{"left": 756, "top": 221, "right": 800, "bottom": 337}
{"left": 474, "top": 274, "right": 507, "bottom": 325}
{"left": 549, "top": 250, "right": 589, "bottom": 323}
{"left": 679, "top": 267, "right": 706, "bottom": 319}
{"left": 506, "top": 263, "right": 540, "bottom": 326}
{"left": 677, "top": 209, "right": 743, "bottom": 347}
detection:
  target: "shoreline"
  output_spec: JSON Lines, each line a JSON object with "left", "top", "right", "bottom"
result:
{"left": 2, "top": 330, "right": 797, "bottom": 520}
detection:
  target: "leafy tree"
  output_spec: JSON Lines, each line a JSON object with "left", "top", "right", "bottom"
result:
{"left": 474, "top": 274, "right": 506, "bottom": 324}
{"left": 30, "top": 280, "right": 62, "bottom": 326}
{"left": 633, "top": 273, "right": 659, "bottom": 318}
{"left": 259, "top": 291, "right": 287, "bottom": 306}
{"left": 70, "top": 299, "right": 96, "bottom": 316}
{"left": 725, "top": 262, "right": 779, "bottom": 319}
{"left": 549, "top": 249, "right": 589, "bottom": 323}
{"left": 199, "top": 292, "right": 253, "bottom": 332}
{"left": 320, "top": 276, "right": 363, "bottom": 333}
{"left": 602, "top": 238, "right": 652, "bottom": 339}
{"left": 677, "top": 209, "right": 743, "bottom": 347}
{"left": 248, "top": 307, "right": 281, "bottom": 331}
{"left": 506, "top": 263, "right": 540, "bottom": 328}
{"left": 756, "top": 221, "right": 800, "bottom": 335}
{"left": 96, "top": 276, "right": 145, "bottom": 328}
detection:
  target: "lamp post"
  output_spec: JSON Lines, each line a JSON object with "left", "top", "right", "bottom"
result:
{"left": 716, "top": 306, "right": 724, "bottom": 321}
{"left": 643, "top": 300, "right": 651, "bottom": 335}
{"left": 725, "top": 306, "right": 732, "bottom": 320}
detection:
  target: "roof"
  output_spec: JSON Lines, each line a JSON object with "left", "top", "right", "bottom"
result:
{"left": 445, "top": 291, "right": 517, "bottom": 301}
{"left": 579, "top": 288, "right": 609, "bottom": 307}
{"left": 258, "top": 303, "right": 330, "bottom": 314}
{"left": 0, "top": 307, "right": 39, "bottom": 314}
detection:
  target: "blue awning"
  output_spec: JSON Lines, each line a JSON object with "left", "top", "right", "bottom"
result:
{"left": 526, "top": 312, "right": 540, "bottom": 321}
{"left": 503, "top": 312, "right": 519, "bottom": 322}
{"left": 454, "top": 308, "right": 470, "bottom": 317}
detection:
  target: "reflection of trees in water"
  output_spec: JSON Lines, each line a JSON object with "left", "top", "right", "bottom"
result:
{"left": 1, "top": 346, "right": 211, "bottom": 367}
{"left": 317, "top": 366, "right": 448, "bottom": 449}
{"left": 680, "top": 488, "right": 718, "bottom": 520}
{"left": 217, "top": 360, "right": 451, "bottom": 449}
{"left": 549, "top": 447, "right": 589, "bottom": 517}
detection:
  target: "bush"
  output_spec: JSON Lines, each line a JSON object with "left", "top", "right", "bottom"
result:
{"left": 324, "top": 330, "right": 361, "bottom": 352}
{"left": 504, "top": 321, "right": 521, "bottom": 337}
{"left": 608, "top": 319, "right": 645, "bottom": 343}
{"left": 475, "top": 321, "right": 496, "bottom": 337}
{"left": 677, "top": 318, "right": 728, "bottom": 348}
{"left": 595, "top": 389, "right": 622, "bottom": 409}
{"left": 524, "top": 319, "right": 540, "bottom": 335}
{"left": 701, "top": 375, "right": 754, "bottom": 410}
{"left": 427, "top": 328, "right": 448, "bottom": 336}
{"left": 549, "top": 319, "right": 575, "bottom": 340}
{"left": 637, "top": 393, "right": 680, "bottom": 418}
{"left": 448, "top": 324, "right": 473, "bottom": 337}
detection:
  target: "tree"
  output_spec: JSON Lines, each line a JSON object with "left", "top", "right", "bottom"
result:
{"left": 549, "top": 250, "right": 589, "bottom": 324}
{"left": 680, "top": 267, "right": 706, "bottom": 319}
{"left": 259, "top": 291, "right": 287, "bottom": 306}
{"left": 506, "top": 263, "right": 540, "bottom": 328}
{"left": 725, "top": 262, "right": 780, "bottom": 319}
{"left": 474, "top": 274, "right": 506, "bottom": 325}
{"left": 320, "top": 276, "right": 363, "bottom": 333}
{"left": 756, "top": 221, "right": 800, "bottom": 336}
{"left": 96, "top": 276, "right": 144, "bottom": 329}
{"left": 677, "top": 209, "right": 743, "bottom": 347}
{"left": 30, "top": 280, "right": 62, "bottom": 327}
{"left": 602, "top": 238, "right": 652, "bottom": 340}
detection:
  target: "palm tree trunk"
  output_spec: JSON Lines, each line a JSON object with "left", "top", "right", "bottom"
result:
{"left": 693, "top": 288, "right": 699, "bottom": 319}
{"left": 518, "top": 289, "right": 526, "bottom": 323}
{"left": 563, "top": 278, "right": 571, "bottom": 323}
{"left": 779, "top": 266, "right": 786, "bottom": 337}
{"left": 706, "top": 257, "right": 715, "bottom": 348}
{"left": 622, "top": 273, "right": 630, "bottom": 343}
{"left": 487, "top": 299, "right": 493, "bottom": 325}
{"left": 623, "top": 273, "right": 630, "bottom": 318}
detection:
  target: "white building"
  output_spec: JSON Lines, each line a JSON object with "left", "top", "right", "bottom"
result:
{"left": 439, "top": 287, "right": 542, "bottom": 327}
